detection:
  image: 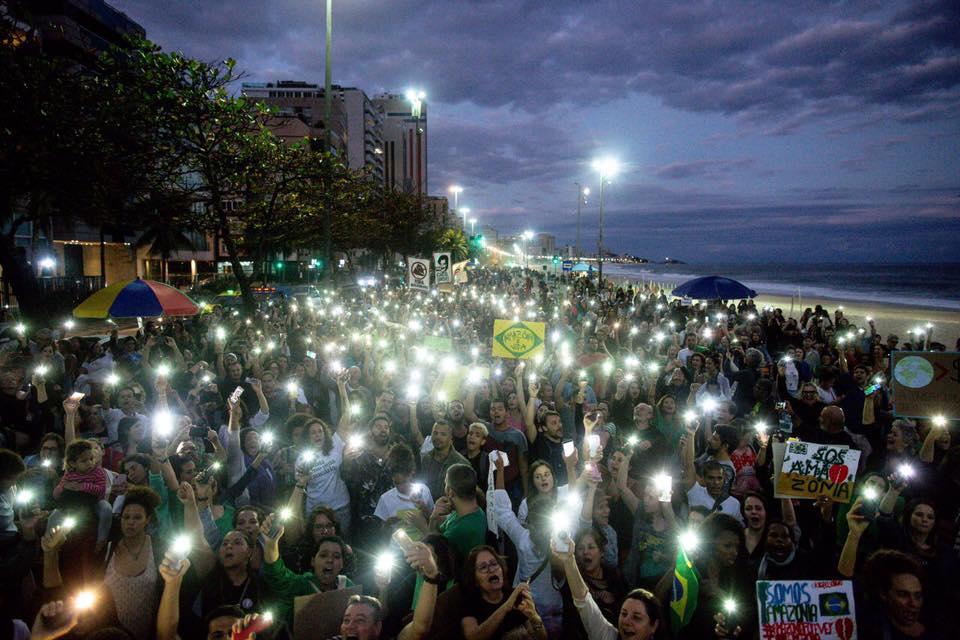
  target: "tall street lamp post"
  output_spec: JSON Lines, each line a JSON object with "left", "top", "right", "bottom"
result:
{"left": 592, "top": 158, "right": 619, "bottom": 287}
{"left": 448, "top": 185, "right": 463, "bottom": 228}
{"left": 522, "top": 230, "right": 534, "bottom": 271}
{"left": 574, "top": 183, "right": 589, "bottom": 258}
{"left": 323, "top": 0, "right": 334, "bottom": 276}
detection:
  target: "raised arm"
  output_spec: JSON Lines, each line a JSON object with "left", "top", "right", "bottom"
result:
{"left": 282, "top": 469, "right": 310, "bottom": 544}
{"left": 918, "top": 421, "right": 943, "bottom": 464}
{"left": 464, "top": 387, "right": 479, "bottom": 423}
{"left": 62, "top": 398, "right": 79, "bottom": 446}
{"left": 680, "top": 419, "right": 698, "bottom": 492}
{"left": 156, "top": 555, "right": 190, "bottom": 640}
{"left": 398, "top": 543, "right": 442, "bottom": 640}
{"left": 617, "top": 450, "right": 640, "bottom": 514}
{"left": 176, "top": 482, "right": 215, "bottom": 577}
{"left": 524, "top": 380, "right": 539, "bottom": 443}
{"left": 838, "top": 498, "right": 868, "bottom": 577}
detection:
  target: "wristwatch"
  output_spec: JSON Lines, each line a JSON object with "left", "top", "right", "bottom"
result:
{"left": 422, "top": 572, "right": 445, "bottom": 585}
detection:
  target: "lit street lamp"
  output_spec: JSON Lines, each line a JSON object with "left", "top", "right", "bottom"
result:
{"left": 592, "top": 157, "right": 619, "bottom": 286}
{"left": 469, "top": 217, "right": 477, "bottom": 234}
{"left": 459, "top": 207, "right": 471, "bottom": 231}
{"left": 522, "top": 229, "right": 535, "bottom": 270}
{"left": 448, "top": 185, "right": 463, "bottom": 227}
{"left": 574, "top": 183, "right": 589, "bottom": 258}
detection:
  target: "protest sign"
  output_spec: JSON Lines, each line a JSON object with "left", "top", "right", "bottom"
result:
{"left": 775, "top": 441, "right": 860, "bottom": 503}
{"left": 452, "top": 260, "right": 469, "bottom": 284}
{"left": 492, "top": 320, "right": 545, "bottom": 360}
{"left": 407, "top": 257, "right": 430, "bottom": 291}
{"left": 422, "top": 335, "right": 453, "bottom": 353}
{"left": 891, "top": 351, "right": 960, "bottom": 419}
{"left": 757, "top": 579, "right": 856, "bottom": 640}
{"left": 433, "top": 252, "right": 452, "bottom": 284}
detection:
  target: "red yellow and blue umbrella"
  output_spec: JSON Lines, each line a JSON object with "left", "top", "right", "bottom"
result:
{"left": 73, "top": 278, "right": 200, "bottom": 319}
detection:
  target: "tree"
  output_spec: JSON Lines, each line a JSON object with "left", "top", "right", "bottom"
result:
{"left": 135, "top": 216, "right": 200, "bottom": 283}
{"left": 434, "top": 228, "right": 469, "bottom": 262}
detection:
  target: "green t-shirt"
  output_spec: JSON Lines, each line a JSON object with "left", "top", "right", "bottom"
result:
{"left": 439, "top": 508, "right": 487, "bottom": 557}
{"left": 412, "top": 507, "right": 487, "bottom": 606}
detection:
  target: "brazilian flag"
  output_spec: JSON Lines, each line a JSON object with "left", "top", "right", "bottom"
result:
{"left": 670, "top": 547, "right": 700, "bottom": 634}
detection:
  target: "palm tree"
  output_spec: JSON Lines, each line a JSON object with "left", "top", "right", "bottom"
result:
{"left": 135, "top": 215, "right": 198, "bottom": 283}
{"left": 435, "top": 228, "right": 469, "bottom": 262}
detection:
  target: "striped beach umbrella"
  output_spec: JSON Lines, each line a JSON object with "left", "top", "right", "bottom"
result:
{"left": 73, "top": 278, "right": 200, "bottom": 319}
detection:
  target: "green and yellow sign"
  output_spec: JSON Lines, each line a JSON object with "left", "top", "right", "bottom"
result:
{"left": 492, "top": 320, "right": 545, "bottom": 360}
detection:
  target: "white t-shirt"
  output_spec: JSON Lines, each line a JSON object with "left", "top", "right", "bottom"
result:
{"left": 687, "top": 483, "right": 743, "bottom": 524}
{"left": 305, "top": 432, "right": 350, "bottom": 511}
{"left": 373, "top": 486, "right": 435, "bottom": 522}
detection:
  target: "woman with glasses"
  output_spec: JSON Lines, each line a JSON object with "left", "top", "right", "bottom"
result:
{"left": 460, "top": 545, "right": 547, "bottom": 640}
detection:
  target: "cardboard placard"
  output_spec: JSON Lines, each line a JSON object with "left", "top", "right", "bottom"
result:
{"left": 891, "top": 351, "right": 960, "bottom": 419}
{"left": 433, "top": 252, "right": 452, "bottom": 284}
{"left": 757, "top": 579, "right": 857, "bottom": 640}
{"left": 774, "top": 441, "right": 860, "bottom": 503}
{"left": 293, "top": 585, "right": 362, "bottom": 640}
{"left": 408, "top": 258, "right": 430, "bottom": 291}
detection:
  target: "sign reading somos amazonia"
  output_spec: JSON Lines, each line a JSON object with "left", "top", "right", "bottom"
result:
{"left": 757, "top": 579, "right": 857, "bottom": 640}
{"left": 775, "top": 441, "right": 861, "bottom": 503}
{"left": 491, "top": 320, "right": 546, "bottom": 360}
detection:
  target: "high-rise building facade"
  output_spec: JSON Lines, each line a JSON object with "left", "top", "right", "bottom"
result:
{"left": 371, "top": 93, "right": 427, "bottom": 197}
{"left": 335, "top": 87, "right": 384, "bottom": 183}
{"left": 241, "top": 81, "right": 348, "bottom": 154}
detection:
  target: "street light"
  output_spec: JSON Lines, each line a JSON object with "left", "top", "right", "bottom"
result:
{"left": 574, "top": 183, "right": 589, "bottom": 259}
{"left": 448, "top": 185, "right": 463, "bottom": 226}
{"left": 459, "top": 207, "right": 471, "bottom": 231}
{"left": 469, "top": 217, "right": 477, "bottom": 234}
{"left": 405, "top": 89, "right": 426, "bottom": 118}
{"left": 592, "top": 157, "right": 619, "bottom": 286}
{"left": 522, "top": 230, "right": 535, "bottom": 270}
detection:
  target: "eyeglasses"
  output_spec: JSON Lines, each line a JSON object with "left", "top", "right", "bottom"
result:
{"left": 476, "top": 561, "right": 500, "bottom": 574}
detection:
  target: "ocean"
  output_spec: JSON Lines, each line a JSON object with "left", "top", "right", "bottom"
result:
{"left": 600, "top": 262, "right": 960, "bottom": 311}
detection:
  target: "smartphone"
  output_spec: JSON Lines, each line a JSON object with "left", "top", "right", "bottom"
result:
{"left": 392, "top": 528, "right": 417, "bottom": 554}
{"left": 863, "top": 383, "right": 881, "bottom": 396}
{"left": 115, "top": 474, "right": 127, "bottom": 485}
{"left": 861, "top": 497, "right": 879, "bottom": 522}
{"left": 189, "top": 426, "right": 208, "bottom": 438}
{"left": 553, "top": 528, "right": 572, "bottom": 554}
{"left": 562, "top": 441, "right": 576, "bottom": 457}
{"left": 586, "top": 434, "right": 601, "bottom": 458}
{"left": 306, "top": 350, "right": 317, "bottom": 359}
{"left": 775, "top": 401, "right": 787, "bottom": 411}
{"left": 229, "top": 386, "right": 244, "bottom": 404}
{"left": 69, "top": 391, "right": 85, "bottom": 402}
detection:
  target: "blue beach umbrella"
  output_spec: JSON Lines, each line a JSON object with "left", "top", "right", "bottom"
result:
{"left": 671, "top": 275, "right": 756, "bottom": 300}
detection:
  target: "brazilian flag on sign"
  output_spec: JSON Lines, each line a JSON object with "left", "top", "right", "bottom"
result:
{"left": 670, "top": 547, "right": 699, "bottom": 634}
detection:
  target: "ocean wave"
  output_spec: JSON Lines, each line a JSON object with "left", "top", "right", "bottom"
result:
{"left": 601, "top": 264, "right": 960, "bottom": 311}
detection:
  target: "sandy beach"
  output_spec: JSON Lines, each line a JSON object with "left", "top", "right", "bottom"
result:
{"left": 536, "top": 260, "right": 960, "bottom": 349}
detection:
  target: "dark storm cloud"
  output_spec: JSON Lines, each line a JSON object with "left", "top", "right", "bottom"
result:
{"left": 111, "top": 0, "right": 960, "bottom": 125}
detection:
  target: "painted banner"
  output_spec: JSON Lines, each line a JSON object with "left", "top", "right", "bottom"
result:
{"left": 775, "top": 441, "right": 861, "bottom": 502}
{"left": 433, "top": 252, "right": 452, "bottom": 284}
{"left": 757, "top": 579, "right": 857, "bottom": 640}
{"left": 491, "top": 319, "right": 546, "bottom": 360}
{"left": 891, "top": 351, "right": 960, "bottom": 419}
{"left": 452, "top": 260, "right": 469, "bottom": 284}
{"left": 407, "top": 257, "right": 430, "bottom": 291}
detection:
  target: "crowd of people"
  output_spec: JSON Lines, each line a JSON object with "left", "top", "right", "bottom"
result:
{"left": 0, "top": 265, "right": 957, "bottom": 640}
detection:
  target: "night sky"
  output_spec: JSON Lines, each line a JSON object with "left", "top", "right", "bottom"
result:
{"left": 110, "top": 0, "right": 959, "bottom": 263}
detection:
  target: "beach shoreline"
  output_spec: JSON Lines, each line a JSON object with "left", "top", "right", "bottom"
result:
{"left": 531, "top": 259, "right": 960, "bottom": 348}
